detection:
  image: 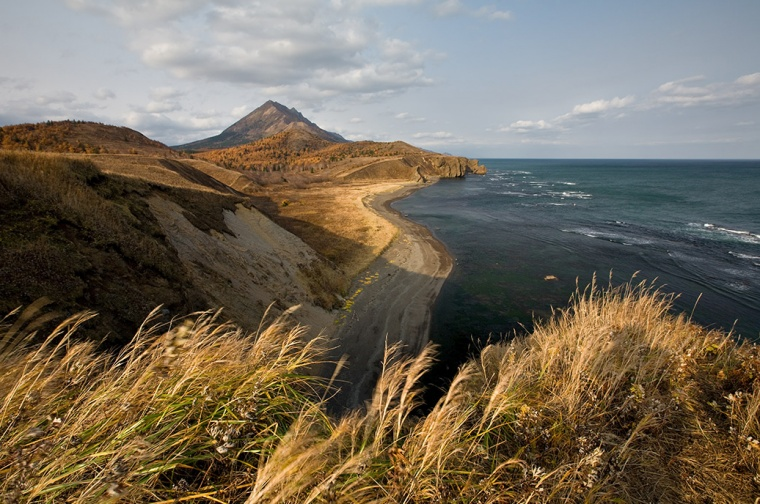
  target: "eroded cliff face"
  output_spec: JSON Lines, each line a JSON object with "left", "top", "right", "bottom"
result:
{"left": 148, "top": 197, "right": 334, "bottom": 336}
{"left": 416, "top": 155, "right": 486, "bottom": 178}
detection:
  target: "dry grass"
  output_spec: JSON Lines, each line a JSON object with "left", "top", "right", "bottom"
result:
{"left": 0, "top": 307, "right": 329, "bottom": 503}
{"left": 2, "top": 281, "right": 759, "bottom": 502}
{"left": 251, "top": 183, "right": 400, "bottom": 282}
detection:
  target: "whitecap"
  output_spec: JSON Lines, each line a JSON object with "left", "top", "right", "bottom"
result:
{"left": 729, "top": 251, "right": 760, "bottom": 261}
{"left": 697, "top": 223, "right": 760, "bottom": 244}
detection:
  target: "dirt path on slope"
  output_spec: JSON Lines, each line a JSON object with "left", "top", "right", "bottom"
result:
{"left": 331, "top": 182, "right": 453, "bottom": 409}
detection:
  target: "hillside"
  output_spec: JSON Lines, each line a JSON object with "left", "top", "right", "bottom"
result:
{"left": 0, "top": 120, "right": 179, "bottom": 157}
{"left": 174, "top": 100, "right": 346, "bottom": 151}
{"left": 194, "top": 129, "right": 486, "bottom": 182}
{"left": 0, "top": 151, "right": 336, "bottom": 342}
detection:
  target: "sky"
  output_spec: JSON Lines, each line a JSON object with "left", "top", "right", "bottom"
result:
{"left": 1, "top": 0, "right": 759, "bottom": 159}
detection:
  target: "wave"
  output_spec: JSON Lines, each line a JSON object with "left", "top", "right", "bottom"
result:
{"left": 547, "top": 190, "right": 592, "bottom": 200}
{"left": 689, "top": 223, "right": 760, "bottom": 245}
{"left": 729, "top": 251, "right": 760, "bottom": 261}
{"left": 562, "top": 227, "right": 654, "bottom": 246}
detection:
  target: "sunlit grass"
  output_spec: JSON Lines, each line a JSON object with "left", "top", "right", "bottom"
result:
{"left": 2, "top": 280, "right": 758, "bottom": 502}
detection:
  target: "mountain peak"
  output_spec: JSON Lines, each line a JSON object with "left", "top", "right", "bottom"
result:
{"left": 174, "top": 101, "right": 347, "bottom": 151}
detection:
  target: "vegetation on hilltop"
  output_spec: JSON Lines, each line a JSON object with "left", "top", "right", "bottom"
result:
{"left": 2, "top": 282, "right": 758, "bottom": 502}
{"left": 194, "top": 129, "right": 425, "bottom": 176}
{"left": 0, "top": 121, "right": 178, "bottom": 157}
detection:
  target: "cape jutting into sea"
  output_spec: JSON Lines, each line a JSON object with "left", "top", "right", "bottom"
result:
{"left": 393, "top": 159, "right": 760, "bottom": 378}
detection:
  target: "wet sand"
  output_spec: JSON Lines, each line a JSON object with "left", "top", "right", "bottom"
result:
{"left": 331, "top": 182, "right": 453, "bottom": 409}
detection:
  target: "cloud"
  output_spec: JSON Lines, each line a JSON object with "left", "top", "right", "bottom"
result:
{"left": 434, "top": 0, "right": 511, "bottom": 20}
{"left": 123, "top": 110, "right": 227, "bottom": 144}
{"left": 503, "top": 119, "right": 556, "bottom": 134}
{"left": 501, "top": 96, "right": 635, "bottom": 137}
{"left": 556, "top": 95, "right": 635, "bottom": 125}
{"left": 94, "top": 88, "right": 116, "bottom": 100}
{"left": 395, "top": 111, "right": 426, "bottom": 122}
{"left": 736, "top": 72, "right": 760, "bottom": 86}
{"left": 412, "top": 130, "right": 454, "bottom": 139}
{"left": 150, "top": 86, "right": 185, "bottom": 101}
{"left": 35, "top": 91, "right": 78, "bottom": 106}
{"left": 651, "top": 72, "right": 760, "bottom": 107}
{"left": 0, "top": 76, "right": 33, "bottom": 92}
{"left": 66, "top": 0, "right": 434, "bottom": 103}
{"left": 144, "top": 101, "right": 182, "bottom": 113}
{"left": 0, "top": 95, "right": 106, "bottom": 126}
{"left": 499, "top": 71, "right": 760, "bottom": 144}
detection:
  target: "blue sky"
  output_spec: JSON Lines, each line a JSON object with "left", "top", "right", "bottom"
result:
{"left": 1, "top": 0, "right": 759, "bottom": 158}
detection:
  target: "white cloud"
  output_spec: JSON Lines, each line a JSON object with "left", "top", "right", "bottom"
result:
{"left": 123, "top": 110, "right": 227, "bottom": 144}
{"left": 412, "top": 130, "right": 453, "bottom": 139}
{"left": 407, "top": 129, "right": 464, "bottom": 147}
{"left": 652, "top": 73, "right": 760, "bottom": 107}
{"left": 434, "top": 1, "right": 511, "bottom": 20}
{"left": 736, "top": 72, "right": 760, "bottom": 86}
{"left": 502, "top": 119, "right": 556, "bottom": 134}
{"left": 501, "top": 96, "right": 635, "bottom": 137}
{"left": 395, "top": 111, "right": 426, "bottom": 122}
{"left": 66, "top": 0, "right": 434, "bottom": 104}
{"left": 434, "top": 0, "right": 462, "bottom": 16}
{"left": 569, "top": 96, "right": 635, "bottom": 115}
{"left": 474, "top": 6, "right": 513, "bottom": 21}
{"left": 145, "top": 100, "right": 182, "bottom": 113}
{"left": 500, "top": 72, "right": 760, "bottom": 144}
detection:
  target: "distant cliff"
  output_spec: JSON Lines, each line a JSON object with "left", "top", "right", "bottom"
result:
{"left": 341, "top": 153, "right": 486, "bottom": 182}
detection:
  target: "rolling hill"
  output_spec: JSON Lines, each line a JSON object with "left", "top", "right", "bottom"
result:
{"left": 0, "top": 120, "right": 179, "bottom": 157}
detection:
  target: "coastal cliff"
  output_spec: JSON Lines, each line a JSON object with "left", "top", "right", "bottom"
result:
{"left": 342, "top": 154, "right": 486, "bottom": 182}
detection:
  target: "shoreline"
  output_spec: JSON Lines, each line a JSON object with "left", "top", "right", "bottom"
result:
{"left": 330, "top": 180, "right": 454, "bottom": 409}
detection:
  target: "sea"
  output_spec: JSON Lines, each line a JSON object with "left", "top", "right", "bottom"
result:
{"left": 393, "top": 159, "right": 760, "bottom": 380}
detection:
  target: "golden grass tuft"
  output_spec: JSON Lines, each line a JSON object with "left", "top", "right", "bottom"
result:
{"left": 0, "top": 308, "right": 328, "bottom": 503}
{"left": 2, "top": 280, "right": 759, "bottom": 502}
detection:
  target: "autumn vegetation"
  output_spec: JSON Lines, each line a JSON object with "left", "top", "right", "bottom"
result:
{"left": 0, "top": 121, "right": 177, "bottom": 157}
{"left": 2, "top": 281, "right": 759, "bottom": 502}
{"left": 193, "top": 129, "right": 428, "bottom": 176}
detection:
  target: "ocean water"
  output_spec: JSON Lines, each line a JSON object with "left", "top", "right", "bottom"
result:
{"left": 393, "top": 159, "right": 760, "bottom": 377}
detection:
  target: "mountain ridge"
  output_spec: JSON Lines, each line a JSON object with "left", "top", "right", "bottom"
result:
{"left": 174, "top": 100, "right": 347, "bottom": 152}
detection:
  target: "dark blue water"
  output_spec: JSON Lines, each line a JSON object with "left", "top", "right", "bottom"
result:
{"left": 394, "top": 159, "right": 760, "bottom": 376}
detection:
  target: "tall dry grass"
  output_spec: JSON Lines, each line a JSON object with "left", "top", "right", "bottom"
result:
{"left": 2, "top": 280, "right": 759, "bottom": 502}
{"left": 0, "top": 307, "right": 328, "bottom": 503}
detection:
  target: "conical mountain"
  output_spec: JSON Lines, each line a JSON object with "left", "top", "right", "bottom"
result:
{"left": 174, "top": 100, "right": 347, "bottom": 151}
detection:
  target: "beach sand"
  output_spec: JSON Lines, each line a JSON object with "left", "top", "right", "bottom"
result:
{"left": 330, "top": 181, "right": 453, "bottom": 409}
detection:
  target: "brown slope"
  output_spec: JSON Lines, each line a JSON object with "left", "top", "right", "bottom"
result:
{"left": 0, "top": 120, "right": 179, "bottom": 157}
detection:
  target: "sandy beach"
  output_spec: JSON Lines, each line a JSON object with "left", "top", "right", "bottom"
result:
{"left": 330, "top": 181, "right": 453, "bottom": 409}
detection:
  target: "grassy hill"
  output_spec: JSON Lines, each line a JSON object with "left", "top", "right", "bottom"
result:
{"left": 1, "top": 282, "right": 758, "bottom": 502}
{"left": 0, "top": 120, "right": 179, "bottom": 157}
